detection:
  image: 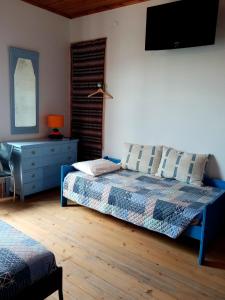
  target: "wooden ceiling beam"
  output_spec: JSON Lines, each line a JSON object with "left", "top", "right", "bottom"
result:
{"left": 22, "top": 0, "right": 150, "bottom": 19}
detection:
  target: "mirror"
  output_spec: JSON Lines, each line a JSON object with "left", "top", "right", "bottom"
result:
{"left": 9, "top": 47, "right": 39, "bottom": 134}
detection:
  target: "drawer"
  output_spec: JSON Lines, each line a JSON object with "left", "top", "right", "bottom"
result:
{"left": 62, "top": 142, "right": 76, "bottom": 153}
{"left": 43, "top": 165, "right": 60, "bottom": 177}
{"left": 43, "top": 145, "right": 62, "bottom": 156}
{"left": 22, "top": 147, "right": 42, "bottom": 158}
{"left": 23, "top": 168, "right": 43, "bottom": 183}
{"left": 23, "top": 180, "right": 42, "bottom": 196}
{"left": 43, "top": 154, "right": 64, "bottom": 166}
{"left": 22, "top": 157, "right": 42, "bottom": 170}
{"left": 62, "top": 151, "right": 76, "bottom": 164}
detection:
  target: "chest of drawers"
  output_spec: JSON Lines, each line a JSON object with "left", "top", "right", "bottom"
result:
{"left": 8, "top": 139, "right": 78, "bottom": 200}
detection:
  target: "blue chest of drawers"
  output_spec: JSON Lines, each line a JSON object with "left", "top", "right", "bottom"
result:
{"left": 8, "top": 139, "right": 78, "bottom": 200}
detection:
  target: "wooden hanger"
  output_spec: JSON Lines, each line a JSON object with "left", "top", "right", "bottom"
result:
{"left": 88, "top": 83, "right": 113, "bottom": 99}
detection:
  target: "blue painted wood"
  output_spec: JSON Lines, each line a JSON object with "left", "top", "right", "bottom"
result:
{"left": 104, "top": 156, "right": 121, "bottom": 164}
{"left": 61, "top": 165, "right": 75, "bottom": 207}
{"left": 8, "top": 139, "right": 78, "bottom": 200}
{"left": 9, "top": 47, "right": 39, "bottom": 134}
{"left": 204, "top": 175, "right": 225, "bottom": 189}
{"left": 198, "top": 192, "right": 225, "bottom": 265}
{"left": 23, "top": 168, "right": 43, "bottom": 183}
{"left": 198, "top": 207, "right": 208, "bottom": 265}
{"left": 185, "top": 181, "right": 225, "bottom": 265}
{"left": 184, "top": 225, "right": 202, "bottom": 240}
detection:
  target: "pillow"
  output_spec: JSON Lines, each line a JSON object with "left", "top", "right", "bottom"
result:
{"left": 72, "top": 158, "right": 121, "bottom": 176}
{"left": 156, "top": 146, "right": 208, "bottom": 186}
{"left": 121, "top": 143, "right": 162, "bottom": 175}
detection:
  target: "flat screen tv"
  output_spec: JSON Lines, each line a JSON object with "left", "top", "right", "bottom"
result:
{"left": 145, "top": 0, "right": 219, "bottom": 50}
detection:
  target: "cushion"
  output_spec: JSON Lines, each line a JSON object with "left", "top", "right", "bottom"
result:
{"left": 121, "top": 143, "right": 162, "bottom": 175}
{"left": 155, "top": 146, "right": 208, "bottom": 186}
{"left": 72, "top": 158, "right": 121, "bottom": 176}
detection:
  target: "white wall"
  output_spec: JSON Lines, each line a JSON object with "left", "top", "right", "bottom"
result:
{"left": 1, "top": 0, "right": 224, "bottom": 178}
{"left": 70, "top": 0, "right": 225, "bottom": 179}
{"left": 0, "top": 0, "right": 70, "bottom": 140}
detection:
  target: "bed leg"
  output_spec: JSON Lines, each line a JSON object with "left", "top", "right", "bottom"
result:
{"left": 61, "top": 195, "right": 67, "bottom": 207}
{"left": 61, "top": 165, "right": 74, "bottom": 207}
{"left": 198, "top": 206, "right": 208, "bottom": 265}
{"left": 198, "top": 237, "right": 206, "bottom": 265}
{"left": 58, "top": 267, "right": 63, "bottom": 300}
{"left": 60, "top": 174, "right": 67, "bottom": 207}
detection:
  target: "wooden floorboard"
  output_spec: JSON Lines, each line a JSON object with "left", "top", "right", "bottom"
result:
{"left": 0, "top": 189, "right": 225, "bottom": 300}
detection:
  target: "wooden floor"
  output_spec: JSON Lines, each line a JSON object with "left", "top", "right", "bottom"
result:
{"left": 0, "top": 189, "right": 225, "bottom": 300}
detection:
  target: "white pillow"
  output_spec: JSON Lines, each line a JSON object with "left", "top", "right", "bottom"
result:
{"left": 156, "top": 146, "right": 208, "bottom": 186}
{"left": 72, "top": 159, "right": 121, "bottom": 176}
{"left": 121, "top": 143, "right": 162, "bottom": 175}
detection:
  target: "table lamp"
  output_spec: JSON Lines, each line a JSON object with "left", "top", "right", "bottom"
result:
{"left": 47, "top": 114, "right": 64, "bottom": 139}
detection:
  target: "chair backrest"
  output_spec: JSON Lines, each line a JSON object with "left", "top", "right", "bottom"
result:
{"left": 0, "top": 143, "right": 13, "bottom": 172}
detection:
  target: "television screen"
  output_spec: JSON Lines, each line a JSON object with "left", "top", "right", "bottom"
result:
{"left": 145, "top": 0, "right": 219, "bottom": 50}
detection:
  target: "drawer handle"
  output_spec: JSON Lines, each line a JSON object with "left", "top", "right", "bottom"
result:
{"left": 32, "top": 174, "right": 35, "bottom": 178}
{"left": 51, "top": 148, "right": 55, "bottom": 152}
{"left": 32, "top": 150, "right": 36, "bottom": 155}
{"left": 31, "top": 162, "right": 35, "bottom": 166}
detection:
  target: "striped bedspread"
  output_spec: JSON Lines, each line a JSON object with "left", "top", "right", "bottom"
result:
{"left": 0, "top": 220, "right": 56, "bottom": 300}
{"left": 63, "top": 169, "right": 224, "bottom": 238}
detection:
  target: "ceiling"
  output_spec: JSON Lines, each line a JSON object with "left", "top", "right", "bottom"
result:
{"left": 22, "top": 0, "right": 149, "bottom": 19}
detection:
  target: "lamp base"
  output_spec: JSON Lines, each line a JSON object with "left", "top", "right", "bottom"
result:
{"left": 48, "top": 134, "right": 64, "bottom": 140}
{"left": 48, "top": 128, "right": 64, "bottom": 140}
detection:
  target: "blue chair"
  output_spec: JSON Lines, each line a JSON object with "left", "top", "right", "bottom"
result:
{"left": 0, "top": 143, "right": 15, "bottom": 201}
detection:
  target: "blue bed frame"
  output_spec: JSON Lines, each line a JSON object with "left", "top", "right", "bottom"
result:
{"left": 60, "top": 157, "right": 225, "bottom": 265}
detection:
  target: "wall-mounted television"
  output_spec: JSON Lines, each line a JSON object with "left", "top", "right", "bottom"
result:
{"left": 145, "top": 0, "right": 219, "bottom": 51}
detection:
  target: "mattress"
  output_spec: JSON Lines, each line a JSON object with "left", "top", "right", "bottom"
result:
{"left": 0, "top": 220, "right": 56, "bottom": 300}
{"left": 63, "top": 169, "right": 225, "bottom": 239}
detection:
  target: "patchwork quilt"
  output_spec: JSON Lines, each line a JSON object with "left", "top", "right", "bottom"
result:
{"left": 0, "top": 220, "right": 56, "bottom": 300}
{"left": 63, "top": 169, "right": 225, "bottom": 239}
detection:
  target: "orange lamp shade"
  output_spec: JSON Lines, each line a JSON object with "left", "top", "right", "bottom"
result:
{"left": 47, "top": 115, "right": 64, "bottom": 129}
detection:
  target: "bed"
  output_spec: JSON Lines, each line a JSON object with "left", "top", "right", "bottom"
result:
{"left": 61, "top": 158, "right": 225, "bottom": 265}
{"left": 0, "top": 220, "right": 63, "bottom": 300}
